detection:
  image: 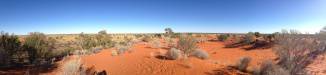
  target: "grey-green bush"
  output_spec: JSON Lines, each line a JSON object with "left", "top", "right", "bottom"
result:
{"left": 78, "top": 33, "right": 97, "bottom": 51}
{"left": 166, "top": 48, "right": 181, "bottom": 60}
{"left": 142, "top": 35, "right": 152, "bottom": 42}
{"left": 23, "top": 32, "right": 55, "bottom": 65}
{"left": 274, "top": 30, "right": 326, "bottom": 75}
{"left": 253, "top": 60, "right": 289, "bottom": 75}
{"left": 150, "top": 39, "right": 161, "bottom": 48}
{"left": 177, "top": 35, "right": 198, "bottom": 58}
{"left": 244, "top": 32, "right": 256, "bottom": 44}
{"left": 191, "top": 49, "right": 209, "bottom": 60}
{"left": 218, "top": 34, "right": 229, "bottom": 41}
{"left": 236, "top": 56, "right": 251, "bottom": 72}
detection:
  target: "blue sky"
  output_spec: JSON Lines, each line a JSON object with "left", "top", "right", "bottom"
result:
{"left": 0, "top": 0, "right": 325, "bottom": 35}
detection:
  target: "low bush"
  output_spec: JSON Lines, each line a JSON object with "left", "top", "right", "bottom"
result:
{"left": 164, "top": 37, "right": 176, "bottom": 48}
{"left": 134, "top": 34, "right": 143, "bottom": 39}
{"left": 253, "top": 61, "right": 289, "bottom": 75}
{"left": 171, "top": 33, "right": 181, "bottom": 38}
{"left": 273, "top": 30, "right": 326, "bottom": 75}
{"left": 235, "top": 56, "right": 251, "bottom": 72}
{"left": 190, "top": 49, "right": 209, "bottom": 60}
{"left": 149, "top": 39, "right": 161, "bottom": 48}
{"left": 218, "top": 34, "right": 229, "bottom": 41}
{"left": 195, "top": 37, "right": 208, "bottom": 43}
{"left": 177, "top": 35, "right": 198, "bottom": 59}
{"left": 165, "top": 48, "right": 181, "bottom": 60}
{"left": 254, "top": 32, "right": 261, "bottom": 37}
{"left": 243, "top": 32, "right": 256, "bottom": 44}
{"left": 115, "top": 41, "right": 133, "bottom": 55}
{"left": 96, "top": 30, "right": 114, "bottom": 48}
{"left": 78, "top": 33, "right": 97, "bottom": 51}
{"left": 116, "top": 46, "right": 130, "bottom": 55}
{"left": 62, "top": 57, "right": 82, "bottom": 75}
{"left": 61, "top": 56, "right": 105, "bottom": 75}
{"left": 142, "top": 35, "right": 152, "bottom": 42}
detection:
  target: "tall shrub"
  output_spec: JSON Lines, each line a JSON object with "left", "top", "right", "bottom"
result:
{"left": 23, "top": 32, "right": 55, "bottom": 64}
{"left": 273, "top": 30, "right": 326, "bottom": 75}
{"left": 0, "top": 31, "right": 21, "bottom": 67}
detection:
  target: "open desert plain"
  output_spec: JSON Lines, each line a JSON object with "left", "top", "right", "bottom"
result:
{"left": 1, "top": 0, "right": 326, "bottom": 75}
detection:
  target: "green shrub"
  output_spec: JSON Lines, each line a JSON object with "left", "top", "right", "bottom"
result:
{"left": 0, "top": 31, "right": 21, "bottom": 67}
{"left": 115, "top": 41, "right": 133, "bottom": 55}
{"left": 78, "top": 33, "right": 97, "bottom": 50}
{"left": 218, "top": 34, "right": 229, "bottom": 41}
{"left": 23, "top": 32, "right": 55, "bottom": 64}
{"left": 96, "top": 30, "right": 114, "bottom": 48}
{"left": 243, "top": 32, "right": 256, "bottom": 44}
{"left": 254, "top": 32, "right": 261, "bottom": 37}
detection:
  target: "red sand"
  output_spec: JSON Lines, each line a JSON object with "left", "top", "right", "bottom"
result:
{"left": 306, "top": 54, "right": 326, "bottom": 75}
{"left": 77, "top": 41, "right": 276, "bottom": 75}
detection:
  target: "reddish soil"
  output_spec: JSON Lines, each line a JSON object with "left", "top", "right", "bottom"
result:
{"left": 81, "top": 41, "right": 275, "bottom": 75}
{"left": 44, "top": 41, "right": 276, "bottom": 75}
{"left": 306, "top": 54, "right": 326, "bottom": 75}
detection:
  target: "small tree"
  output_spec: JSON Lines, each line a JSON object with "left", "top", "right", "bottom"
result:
{"left": 164, "top": 28, "right": 174, "bottom": 36}
{"left": 164, "top": 28, "right": 174, "bottom": 37}
{"left": 254, "top": 32, "right": 261, "bottom": 37}
{"left": 98, "top": 30, "right": 107, "bottom": 35}
{"left": 142, "top": 35, "right": 152, "bottom": 42}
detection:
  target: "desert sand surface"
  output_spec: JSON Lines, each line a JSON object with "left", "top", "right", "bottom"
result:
{"left": 44, "top": 41, "right": 276, "bottom": 75}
